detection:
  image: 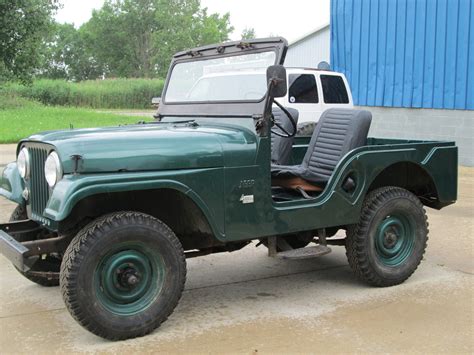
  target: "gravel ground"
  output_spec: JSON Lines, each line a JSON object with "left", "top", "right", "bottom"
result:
{"left": 0, "top": 144, "right": 472, "bottom": 354}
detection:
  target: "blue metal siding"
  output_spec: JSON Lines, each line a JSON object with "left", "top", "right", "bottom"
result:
{"left": 331, "top": 0, "right": 474, "bottom": 110}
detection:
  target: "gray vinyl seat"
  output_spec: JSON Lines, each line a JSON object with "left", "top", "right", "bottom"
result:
{"left": 270, "top": 107, "right": 299, "bottom": 165}
{"left": 271, "top": 108, "right": 372, "bottom": 189}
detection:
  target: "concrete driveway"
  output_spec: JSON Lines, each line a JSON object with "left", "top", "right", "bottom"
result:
{"left": 0, "top": 144, "right": 472, "bottom": 354}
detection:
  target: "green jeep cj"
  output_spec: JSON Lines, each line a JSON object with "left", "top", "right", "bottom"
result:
{"left": 0, "top": 38, "right": 457, "bottom": 340}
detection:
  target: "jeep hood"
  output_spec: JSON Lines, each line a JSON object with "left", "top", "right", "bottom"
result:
{"left": 23, "top": 122, "right": 257, "bottom": 174}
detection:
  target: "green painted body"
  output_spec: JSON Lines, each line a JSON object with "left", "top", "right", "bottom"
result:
{"left": 0, "top": 162, "right": 24, "bottom": 205}
{"left": 0, "top": 38, "right": 458, "bottom": 246}
{"left": 0, "top": 117, "right": 458, "bottom": 243}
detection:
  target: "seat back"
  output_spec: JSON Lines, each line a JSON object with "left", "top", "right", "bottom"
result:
{"left": 301, "top": 108, "right": 372, "bottom": 183}
{"left": 270, "top": 107, "right": 299, "bottom": 165}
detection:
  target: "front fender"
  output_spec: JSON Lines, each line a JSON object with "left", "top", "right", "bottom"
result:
{"left": 43, "top": 168, "right": 225, "bottom": 239}
{"left": 0, "top": 162, "right": 24, "bottom": 205}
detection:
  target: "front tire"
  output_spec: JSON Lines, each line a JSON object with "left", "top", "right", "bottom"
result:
{"left": 60, "top": 211, "right": 186, "bottom": 340}
{"left": 345, "top": 187, "right": 428, "bottom": 287}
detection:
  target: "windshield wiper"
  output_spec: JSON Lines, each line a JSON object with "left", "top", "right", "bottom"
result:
{"left": 137, "top": 119, "right": 198, "bottom": 126}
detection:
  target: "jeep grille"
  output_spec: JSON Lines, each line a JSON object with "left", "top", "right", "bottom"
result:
{"left": 28, "top": 146, "right": 50, "bottom": 217}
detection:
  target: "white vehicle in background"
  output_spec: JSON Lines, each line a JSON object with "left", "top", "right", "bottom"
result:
{"left": 278, "top": 68, "right": 353, "bottom": 133}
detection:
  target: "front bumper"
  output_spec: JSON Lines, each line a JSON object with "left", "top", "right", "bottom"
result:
{"left": 0, "top": 220, "right": 65, "bottom": 272}
{"left": 0, "top": 230, "right": 38, "bottom": 271}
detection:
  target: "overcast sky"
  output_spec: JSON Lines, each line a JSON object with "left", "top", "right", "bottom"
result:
{"left": 54, "top": 0, "right": 330, "bottom": 43}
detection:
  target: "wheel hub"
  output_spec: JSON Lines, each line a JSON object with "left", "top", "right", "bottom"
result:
{"left": 94, "top": 246, "right": 165, "bottom": 315}
{"left": 117, "top": 266, "right": 141, "bottom": 289}
{"left": 383, "top": 229, "right": 399, "bottom": 249}
{"left": 375, "top": 214, "right": 415, "bottom": 266}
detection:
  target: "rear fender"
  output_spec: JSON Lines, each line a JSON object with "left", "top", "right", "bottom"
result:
{"left": 420, "top": 146, "right": 458, "bottom": 204}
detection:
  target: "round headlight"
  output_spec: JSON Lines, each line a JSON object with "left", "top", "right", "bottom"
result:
{"left": 44, "top": 151, "right": 62, "bottom": 187}
{"left": 17, "top": 148, "right": 30, "bottom": 179}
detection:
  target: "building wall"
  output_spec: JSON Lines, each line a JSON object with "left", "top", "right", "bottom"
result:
{"left": 285, "top": 26, "right": 330, "bottom": 67}
{"left": 362, "top": 106, "right": 473, "bottom": 166}
{"left": 331, "top": 0, "right": 474, "bottom": 110}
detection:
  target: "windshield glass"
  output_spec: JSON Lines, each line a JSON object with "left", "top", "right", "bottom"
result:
{"left": 165, "top": 51, "right": 275, "bottom": 103}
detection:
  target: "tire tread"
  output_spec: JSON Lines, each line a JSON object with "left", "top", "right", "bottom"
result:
{"left": 345, "top": 186, "right": 429, "bottom": 287}
{"left": 60, "top": 211, "right": 186, "bottom": 340}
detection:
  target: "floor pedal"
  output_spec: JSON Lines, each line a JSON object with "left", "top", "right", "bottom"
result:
{"left": 277, "top": 245, "right": 332, "bottom": 260}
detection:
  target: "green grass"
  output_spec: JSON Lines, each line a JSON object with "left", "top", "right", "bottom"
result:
{"left": 3, "top": 78, "right": 164, "bottom": 109}
{"left": 0, "top": 100, "right": 151, "bottom": 143}
{"left": 0, "top": 93, "right": 42, "bottom": 110}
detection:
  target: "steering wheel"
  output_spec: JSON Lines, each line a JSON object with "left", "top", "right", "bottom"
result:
{"left": 271, "top": 99, "right": 297, "bottom": 138}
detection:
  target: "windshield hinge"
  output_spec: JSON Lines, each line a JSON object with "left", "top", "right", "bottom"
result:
{"left": 237, "top": 42, "right": 253, "bottom": 50}
{"left": 253, "top": 114, "right": 265, "bottom": 132}
{"left": 185, "top": 121, "right": 199, "bottom": 128}
{"left": 186, "top": 50, "right": 202, "bottom": 57}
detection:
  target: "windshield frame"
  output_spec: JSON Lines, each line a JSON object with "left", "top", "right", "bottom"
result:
{"left": 158, "top": 37, "right": 288, "bottom": 118}
{"left": 163, "top": 49, "right": 275, "bottom": 105}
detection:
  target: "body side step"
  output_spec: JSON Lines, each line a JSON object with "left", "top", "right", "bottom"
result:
{"left": 277, "top": 245, "right": 332, "bottom": 260}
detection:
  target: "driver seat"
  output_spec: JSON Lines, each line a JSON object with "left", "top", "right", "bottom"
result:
{"left": 271, "top": 108, "right": 372, "bottom": 192}
{"left": 271, "top": 107, "right": 299, "bottom": 165}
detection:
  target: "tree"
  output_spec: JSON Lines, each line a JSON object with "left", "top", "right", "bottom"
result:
{"left": 39, "top": 22, "right": 104, "bottom": 81}
{"left": 39, "top": 23, "right": 77, "bottom": 79}
{"left": 241, "top": 27, "right": 256, "bottom": 40}
{"left": 80, "top": 0, "right": 234, "bottom": 79}
{"left": 0, "top": 0, "right": 58, "bottom": 83}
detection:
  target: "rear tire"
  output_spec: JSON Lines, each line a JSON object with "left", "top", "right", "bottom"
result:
{"left": 9, "top": 205, "right": 60, "bottom": 287}
{"left": 60, "top": 211, "right": 186, "bottom": 340}
{"left": 345, "top": 187, "right": 428, "bottom": 287}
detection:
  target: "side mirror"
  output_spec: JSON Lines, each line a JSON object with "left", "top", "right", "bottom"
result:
{"left": 266, "top": 65, "right": 287, "bottom": 98}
